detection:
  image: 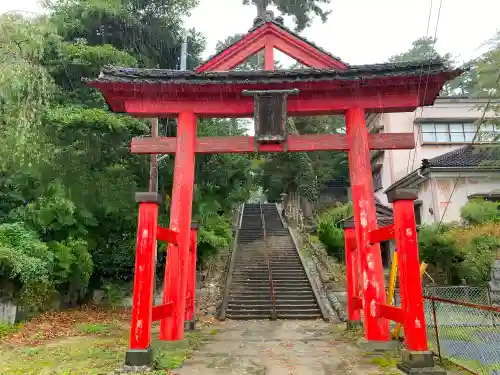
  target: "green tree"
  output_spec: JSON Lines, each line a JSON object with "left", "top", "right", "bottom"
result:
{"left": 46, "top": 0, "right": 205, "bottom": 69}
{"left": 0, "top": 14, "right": 56, "bottom": 170}
{"left": 388, "top": 36, "right": 452, "bottom": 65}
{"left": 242, "top": 0, "right": 331, "bottom": 31}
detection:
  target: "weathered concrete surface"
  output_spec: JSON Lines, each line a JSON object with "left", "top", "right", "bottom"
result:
{"left": 172, "top": 320, "right": 403, "bottom": 375}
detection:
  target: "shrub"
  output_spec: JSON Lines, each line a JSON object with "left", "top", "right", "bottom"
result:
{"left": 0, "top": 322, "right": 21, "bottom": 338}
{"left": 315, "top": 203, "right": 353, "bottom": 261}
{"left": 418, "top": 224, "right": 463, "bottom": 284}
{"left": 418, "top": 221, "right": 500, "bottom": 285}
{"left": 447, "top": 222, "right": 500, "bottom": 284}
{"left": 461, "top": 198, "right": 500, "bottom": 225}
{"left": 0, "top": 222, "right": 92, "bottom": 312}
{"left": 0, "top": 223, "right": 54, "bottom": 310}
{"left": 102, "top": 282, "right": 125, "bottom": 308}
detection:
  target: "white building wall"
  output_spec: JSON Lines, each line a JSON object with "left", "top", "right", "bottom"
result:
{"left": 432, "top": 173, "right": 500, "bottom": 223}
{"left": 416, "top": 179, "right": 438, "bottom": 224}
{"left": 368, "top": 98, "right": 500, "bottom": 225}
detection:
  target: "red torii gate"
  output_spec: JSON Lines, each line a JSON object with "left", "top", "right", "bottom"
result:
{"left": 85, "top": 12, "right": 460, "bottom": 373}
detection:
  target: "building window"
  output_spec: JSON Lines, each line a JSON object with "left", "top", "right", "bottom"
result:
{"left": 373, "top": 170, "right": 382, "bottom": 191}
{"left": 421, "top": 122, "right": 500, "bottom": 143}
{"left": 414, "top": 202, "right": 422, "bottom": 225}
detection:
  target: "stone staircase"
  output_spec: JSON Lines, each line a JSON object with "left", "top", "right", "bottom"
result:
{"left": 225, "top": 203, "right": 323, "bottom": 320}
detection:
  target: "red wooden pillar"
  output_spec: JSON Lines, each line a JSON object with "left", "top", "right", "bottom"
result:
{"left": 388, "top": 189, "right": 428, "bottom": 351}
{"left": 345, "top": 107, "right": 390, "bottom": 342}
{"left": 160, "top": 112, "right": 197, "bottom": 341}
{"left": 264, "top": 42, "right": 274, "bottom": 71}
{"left": 125, "top": 192, "right": 160, "bottom": 366}
{"left": 344, "top": 227, "right": 361, "bottom": 327}
{"left": 184, "top": 222, "right": 198, "bottom": 331}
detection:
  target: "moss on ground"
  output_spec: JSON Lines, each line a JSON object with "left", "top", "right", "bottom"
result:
{"left": 0, "top": 311, "right": 212, "bottom": 375}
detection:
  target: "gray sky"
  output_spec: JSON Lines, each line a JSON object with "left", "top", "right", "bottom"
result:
{"left": 2, "top": 0, "right": 499, "bottom": 66}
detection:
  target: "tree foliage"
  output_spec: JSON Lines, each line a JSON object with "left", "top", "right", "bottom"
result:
{"left": 242, "top": 0, "right": 331, "bottom": 31}
{"left": 46, "top": 0, "right": 205, "bottom": 69}
{"left": 315, "top": 202, "right": 353, "bottom": 261}
{"left": 419, "top": 199, "right": 500, "bottom": 284}
{"left": 0, "top": 1, "right": 255, "bottom": 311}
{"left": 388, "top": 36, "right": 453, "bottom": 65}
{"left": 258, "top": 116, "right": 348, "bottom": 203}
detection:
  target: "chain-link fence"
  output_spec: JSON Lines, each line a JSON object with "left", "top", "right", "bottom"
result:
{"left": 387, "top": 286, "right": 499, "bottom": 375}
{"left": 425, "top": 295, "right": 500, "bottom": 375}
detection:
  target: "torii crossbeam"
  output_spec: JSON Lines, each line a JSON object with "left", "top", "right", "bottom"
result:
{"left": 84, "top": 10, "right": 461, "bottom": 374}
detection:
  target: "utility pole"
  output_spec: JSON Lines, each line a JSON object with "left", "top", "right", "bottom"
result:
{"left": 180, "top": 29, "right": 188, "bottom": 71}
{"left": 149, "top": 118, "right": 159, "bottom": 192}
{"left": 157, "top": 30, "right": 189, "bottom": 167}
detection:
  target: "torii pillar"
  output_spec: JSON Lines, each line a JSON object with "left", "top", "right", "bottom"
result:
{"left": 346, "top": 108, "right": 390, "bottom": 343}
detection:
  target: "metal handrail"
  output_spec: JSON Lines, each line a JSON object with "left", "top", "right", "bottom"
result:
{"left": 218, "top": 203, "right": 243, "bottom": 321}
{"left": 238, "top": 203, "right": 245, "bottom": 229}
{"left": 260, "top": 202, "right": 277, "bottom": 320}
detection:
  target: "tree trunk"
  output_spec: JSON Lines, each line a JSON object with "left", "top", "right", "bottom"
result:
{"left": 255, "top": 0, "right": 268, "bottom": 17}
{"left": 255, "top": 0, "right": 268, "bottom": 69}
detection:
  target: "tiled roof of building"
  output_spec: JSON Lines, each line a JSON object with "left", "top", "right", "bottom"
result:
{"left": 343, "top": 198, "right": 393, "bottom": 229}
{"left": 427, "top": 145, "right": 500, "bottom": 168}
{"left": 385, "top": 145, "right": 500, "bottom": 194}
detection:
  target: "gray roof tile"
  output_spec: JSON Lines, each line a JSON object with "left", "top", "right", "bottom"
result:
{"left": 85, "top": 61, "right": 459, "bottom": 85}
{"left": 428, "top": 145, "right": 500, "bottom": 168}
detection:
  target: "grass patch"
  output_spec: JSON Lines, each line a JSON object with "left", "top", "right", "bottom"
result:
{"left": 439, "top": 357, "right": 500, "bottom": 375}
{"left": 0, "top": 322, "right": 22, "bottom": 338}
{"left": 436, "top": 325, "right": 500, "bottom": 342}
{"left": 0, "top": 322, "right": 212, "bottom": 374}
{"left": 369, "top": 355, "right": 398, "bottom": 368}
{"left": 76, "top": 323, "right": 115, "bottom": 335}
{"left": 362, "top": 351, "right": 401, "bottom": 375}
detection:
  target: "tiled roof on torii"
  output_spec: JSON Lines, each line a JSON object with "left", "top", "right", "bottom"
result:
{"left": 82, "top": 12, "right": 463, "bottom": 117}
{"left": 88, "top": 61, "right": 459, "bottom": 86}
{"left": 195, "top": 11, "right": 349, "bottom": 72}
{"left": 83, "top": 60, "right": 461, "bottom": 117}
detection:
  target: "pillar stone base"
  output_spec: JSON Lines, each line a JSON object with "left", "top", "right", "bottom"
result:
{"left": 346, "top": 320, "right": 362, "bottom": 330}
{"left": 397, "top": 350, "right": 447, "bottom": 375}
{"left": 124, "top": 348, "right": 153, "bottom": 367}
{"left": 184, "top": 319, "right": 196, "bottom": 331}
{"left": 357, "top": 338, "right": 400, "bottom": 352}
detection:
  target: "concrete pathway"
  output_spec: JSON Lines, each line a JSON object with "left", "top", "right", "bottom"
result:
{"left": 173, "top": 320, "right": 403, "bottom": 375}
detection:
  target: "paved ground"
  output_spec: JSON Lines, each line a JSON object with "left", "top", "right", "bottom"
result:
{"left": 173, "top": 320, "right": 403, "bottom": 375}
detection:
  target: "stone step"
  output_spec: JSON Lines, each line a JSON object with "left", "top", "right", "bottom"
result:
{"left": 271, "top": 268, "right": 304, "bottom": 272}
{"left": 276, "top": 313, "right": 321, "bottom": 319}
{"left": 274, "top": 289, "right": 313, "bottom": 295}
{"left": 232, "top": 273, "right": 270, "bottom": 277}
{"left": 229, "top": 295, "right": 272, "bottom": 302}
{"left": 273, "top": 281, "right": 310, "bottom": 286}
{"left": 230, "top": 290, "right": 272, "bottom": 296}
{"left": 233, "top": 272, "right": 269, "bottom": 280}
{"left": 235, "top": 281, "right": 271, "bottom": 286}
{"left": 228, "top": 299, "right": 272, "bottom": 305}
{"left": 227, "top": 305, "right": 272, "bottom": 312}
{"left": 276, "top": 307, "right": 319, "bottom": 313}
{"left": 275, "top": 299, "right": 317, "bottom": 305}
{"left": 232, "top": 285, "right": 270, "bottom": 290}
{"left": 227, "top": 306, "right": 272, "bottom": 313}
{"left": 226, "top": 314, "right": 272, "bottom": 320}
